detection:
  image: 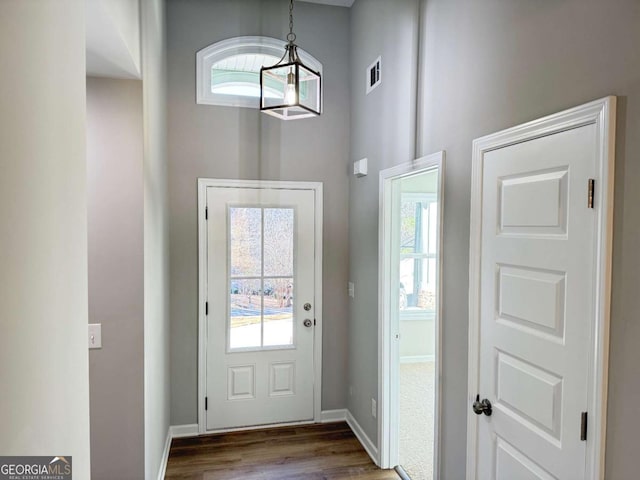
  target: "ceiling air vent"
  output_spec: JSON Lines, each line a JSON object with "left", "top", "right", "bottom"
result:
{"left": 366, "top": 56, "right": 381, "bottom": 94}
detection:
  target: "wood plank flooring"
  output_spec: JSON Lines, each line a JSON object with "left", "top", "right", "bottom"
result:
{"left": 165, "top": 422, "right": 399, "bottom": 479}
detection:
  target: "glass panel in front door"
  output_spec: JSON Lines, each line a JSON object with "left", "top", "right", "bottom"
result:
{"left": 228, "top": 206, "right": 295, "bottom": 351}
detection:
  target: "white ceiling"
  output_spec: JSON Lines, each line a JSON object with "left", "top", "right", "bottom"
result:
{"left": 86, "top": 0, "right": 354, "bottom": 79}
{"left": 86, "top": 0, "right": 141, "bottom": 79}
{"left": 298, "top": 0, "right": 355, "bottom": 7}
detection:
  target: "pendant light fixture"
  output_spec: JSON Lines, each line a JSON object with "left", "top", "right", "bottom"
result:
{"left": 260, "top": 0, "right": 322, "bottom": 120}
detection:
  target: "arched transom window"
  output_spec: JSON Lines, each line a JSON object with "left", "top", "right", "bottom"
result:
{"left": 196, "top": 36, "right": 323, "bottom": 109}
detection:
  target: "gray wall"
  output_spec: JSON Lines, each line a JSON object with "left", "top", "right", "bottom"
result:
{"left": 87, "top": 77, "right": 144, "bottom": 480}
{"left": 349, "top": 0, "right": 640, "bottom": 478}
{"left": 347, "top": 0, "right": 420, "bottom": 447}
{"left": 416, "top": 0, "right": 640, "bottom": 477}
{"left": 141, "top": 0, "right": 171, "bottom": 477}
{"left": 0, "top": 1, "right": 91, "bottom": 476}
{"left": 167, "top": 0, "right": 351, "bottom": 425}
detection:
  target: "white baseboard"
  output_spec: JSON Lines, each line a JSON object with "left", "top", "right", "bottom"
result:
{"left": 157, "top": 428, "right": 172, "bottom": 480}
{"left": 320, "top": 409, "right": 347, "bottom": 423}
{"left": 400, "top": 354, "right": 435, "bottom": 364}
{"left": 170, "top": 423, "right": 199, "bottom": 438}
{"left": 346, "top": 410, "right": 379, "bottom": 466}
{"left": 156, "top": 424, "right": 198, "bottom": 480}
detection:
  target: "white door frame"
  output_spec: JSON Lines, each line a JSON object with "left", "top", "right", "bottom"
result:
{"left": 466, "top": 97, "right": 616, "bottom": 480}
{"left": 197, "top": 178, "right": 323, "bottom": 434}
{"left": 378, "top": 152, "right": 445, "bottom": 471}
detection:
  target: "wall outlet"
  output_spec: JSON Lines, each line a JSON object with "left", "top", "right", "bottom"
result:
{"left": 371, "top": 398, "right": 377, "bottom": 418}
{"left": 348, "top": 282, "right": 355, "bottom": 298}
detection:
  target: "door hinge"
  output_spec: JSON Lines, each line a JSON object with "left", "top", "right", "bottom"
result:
{"left": 205, "top": 206, "right": 208, "bottom": 220}
{"left": 588, "top": 179, "right": 595, "bottom": 209}
{"left": 314, "top": 318, "right": 316, "bottom": 326}
{"left": 580, "top": 411, "right": 588, "bottom": 441}
{"left": 205, "top": 397, "right": 208, "bottom": 411}
{"left": 205, "top": 302, "right": 209, "bottom": 315}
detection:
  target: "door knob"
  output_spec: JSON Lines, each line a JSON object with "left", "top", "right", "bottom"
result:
{"left": 303, "top": 318, "right": 313, "bottom": 328}
{"left": 472, "top": 394, "right": 492, "bottom": 416}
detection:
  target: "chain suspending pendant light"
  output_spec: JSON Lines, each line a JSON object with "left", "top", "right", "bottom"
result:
{"left": 260, "top": 0, "right": 322, "bottom": 120}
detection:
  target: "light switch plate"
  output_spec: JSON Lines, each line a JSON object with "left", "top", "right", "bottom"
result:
{"left": 88, "top": 324, "right": 102, "bottom": 349}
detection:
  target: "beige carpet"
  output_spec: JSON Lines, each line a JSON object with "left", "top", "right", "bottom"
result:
{"left": 398, "top": 361, "right": 435, "bottom": 480}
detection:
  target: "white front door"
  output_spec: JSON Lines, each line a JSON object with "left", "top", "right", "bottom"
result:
{"left": 468, "top": 99, "right": 616, "bottom": 479}
{"left": 204, "top": 184, "right": 318, "bottom": 430}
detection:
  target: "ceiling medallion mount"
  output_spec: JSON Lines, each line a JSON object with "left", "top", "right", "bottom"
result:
{"left": 260, "top": 0, "right": 322, "bottom": 120}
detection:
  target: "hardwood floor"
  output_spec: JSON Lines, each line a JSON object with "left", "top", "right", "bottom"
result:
{"left": 165, "top": 422, "right": 399, "bottom": 479}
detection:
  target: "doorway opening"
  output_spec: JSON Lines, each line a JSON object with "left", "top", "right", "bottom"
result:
{"left": 379, "top": 153, "right": 444, "bottom": 479}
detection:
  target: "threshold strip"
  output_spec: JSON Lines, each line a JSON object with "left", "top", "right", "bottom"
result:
{"left": 394, "top": 465, "right": 412, "bottom": 480}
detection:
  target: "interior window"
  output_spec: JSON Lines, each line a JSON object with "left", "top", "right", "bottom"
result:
{"left": 399, "top": 193, "right": 438, "bottom": 320}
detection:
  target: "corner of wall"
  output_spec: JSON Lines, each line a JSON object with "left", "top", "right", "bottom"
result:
{"left": 141, "top": 0, "right": 171, "bottom": 478}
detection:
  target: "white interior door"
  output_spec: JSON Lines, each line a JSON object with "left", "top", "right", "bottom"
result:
{"left": 204, "top": 185, "right": 317, "bottom": 430}
{"left": 467, "top": 98, "right": 616, "bottom": 480}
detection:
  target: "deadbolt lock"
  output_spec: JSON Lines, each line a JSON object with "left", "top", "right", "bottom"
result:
{"left": 303, "top": 303, "right": 312, "bottom": 311}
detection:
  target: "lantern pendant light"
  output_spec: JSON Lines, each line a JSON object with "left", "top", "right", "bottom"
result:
{"left": 260, "top": 0, "right": 322, "bottom": 120}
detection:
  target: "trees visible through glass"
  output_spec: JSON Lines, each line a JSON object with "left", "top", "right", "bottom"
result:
{"left": 228, "top": 207, "right": 295, "bottom": 350}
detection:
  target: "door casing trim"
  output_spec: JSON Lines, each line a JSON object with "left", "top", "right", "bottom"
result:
{"left": 466, "top": 97, "right": 616, "bottom": 480}
{"left": 378, "top": 152, "right": 445, "bottom": 471}
{"left": 197, "top": 178, "right": 323, "bottom": 434}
